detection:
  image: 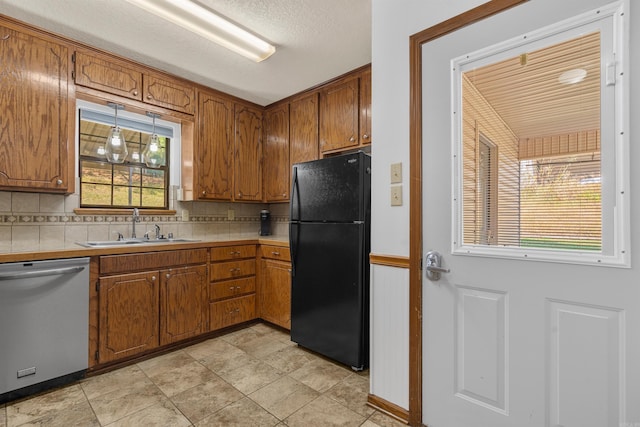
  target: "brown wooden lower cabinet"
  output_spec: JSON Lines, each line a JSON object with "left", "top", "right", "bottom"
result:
{"left": 258, "top": 259, "right": 291, "bottom": 330}
{"left": 160, "top": 265, "right": 208, "bottom": 346}
{"left": 209, "top": 245, "right": 258, "bottom": 332}
{"left": 98, "top": 271, "right": 160, "bottom": 364}
{"left": 258, "top": 245, "right": 292, "bottom": 330}
{"left": 93, "top": 244, "right": 291, "bottom": 366}
{"left": 96, "top": 249, "right": 208, "bottom": 365}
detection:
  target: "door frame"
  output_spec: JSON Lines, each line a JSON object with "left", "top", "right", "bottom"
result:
{"left": 407, "top": 1, "right": 528, "bottom": 425}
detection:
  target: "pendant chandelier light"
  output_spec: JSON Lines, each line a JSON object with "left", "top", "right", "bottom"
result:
{"left": 142, "top": 112, "right": 165, "bottom": 168}
{"left": 104, "top": 103, "right": 128, "bottom": 164}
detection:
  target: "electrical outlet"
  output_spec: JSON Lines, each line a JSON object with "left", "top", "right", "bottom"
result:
{"left": 391, "top": 185, "right": 403, "bottom": 206}
{"left": 390, "top": 162, "right": 402, "bottom": 184}
{"left": 227, "top": 209, "right": 235, "bottom": 220}
{"left": 181, "top": 209, "right": 189, "bottom": 221}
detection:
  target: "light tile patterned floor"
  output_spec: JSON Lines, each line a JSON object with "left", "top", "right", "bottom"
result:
{"left": 0, "top": 323, "right": 406, "bottom": 427}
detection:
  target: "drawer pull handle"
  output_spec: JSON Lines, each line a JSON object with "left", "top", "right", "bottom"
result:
{"left": 272, "top": 251, "right": 280, "bottom": 256}
{"left": 229, "top": 286, "right": 235, "bottom": 291}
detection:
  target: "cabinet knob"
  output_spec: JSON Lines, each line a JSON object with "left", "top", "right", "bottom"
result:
{"left": 349, "top": 136, "right": 356, "bottom": 142}
{"left": 56, "top": 179, "right": 63, "bottom": 185}
{"left": 363, "top": 134, "right": 369, "bottom": 139}
{"left": 202, "top": 190, "right": 207, "bottom": 195}
{"left": 151, "top": 276, "right": 156, "bottom": 282}
{"left": 166, "top": 273, "right": 170, "bottom": 279}
{"left": 237, "top": 192, "right": 243, "bottom": 198}
{"left": 132, "top": 90, "right": 138, "bottom": 96}
{"left": 147, "top": 94, "right": 152, "bottom": 100}
{"left": 282, "top": 193, "right": 287, "bottom": 197}
{"left": 236, "top": 286, "right": 241, "bottom": 290}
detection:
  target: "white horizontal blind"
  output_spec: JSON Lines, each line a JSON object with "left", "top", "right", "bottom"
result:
{"left": 520, "top": 153, "right": 601, "bottom": 250}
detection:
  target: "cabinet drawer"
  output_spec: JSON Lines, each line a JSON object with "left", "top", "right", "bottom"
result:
{"left": 260, "top": 245, "right": 291, "bottom": 262}
{"left": 209, "top": 277, "right": 256, "bottom": 301}
{"left": 211, "top": 245, "right": 256, "bottom": 261}
{"left": 210, "top": 294, "right": 256, "bottom": 330}
{"left": 100, "top": 249, "right": 208, "bottom": 275}
{"left": 210, "top": 259, "right": 255, "bottom": 281}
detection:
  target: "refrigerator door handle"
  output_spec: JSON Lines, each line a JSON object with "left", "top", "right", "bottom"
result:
{"left": 289, "top": 221, "right": 298, "bottom": 277}
{"left": 290, "top": 166, "right": 300, "bottom": 221}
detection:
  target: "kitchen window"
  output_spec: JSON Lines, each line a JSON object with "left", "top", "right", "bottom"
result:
{"left": 78, "top": 104, "right": 177, "bottom": 209}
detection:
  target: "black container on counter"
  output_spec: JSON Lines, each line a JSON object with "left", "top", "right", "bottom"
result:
{"left": 260, "top": 209, "right": 271, "bottom": 236}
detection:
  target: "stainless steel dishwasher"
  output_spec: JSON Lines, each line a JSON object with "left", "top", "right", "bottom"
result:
{"left": 0, "top": 257, "right": 89, "bottom": 403}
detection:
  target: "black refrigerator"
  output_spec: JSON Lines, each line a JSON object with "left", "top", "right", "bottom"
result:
{"left": 289, "top": 151, "right": 371, "bottom": 370}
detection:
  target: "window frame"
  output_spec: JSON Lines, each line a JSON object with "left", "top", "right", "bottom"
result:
{"left": 451, "top": 2, "right": 629, "bottom": 267}
{"left": 76, "top": 100, "right": 182, "bottom": 212}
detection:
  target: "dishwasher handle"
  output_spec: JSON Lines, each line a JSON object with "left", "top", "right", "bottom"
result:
{"left": 0, "top": 266, "right": 86, "bottom": 281}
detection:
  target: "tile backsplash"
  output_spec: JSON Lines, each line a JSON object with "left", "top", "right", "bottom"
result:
{"left": 0, "top": 188, "right": 290, "bottom": 252}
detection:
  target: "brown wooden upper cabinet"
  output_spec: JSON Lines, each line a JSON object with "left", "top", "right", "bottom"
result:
{"left": 74, "top": 50, "right": 195, "bottom": 114}
{"left": 359, "top": 68, "right": 372, "bottom": 146}
{"left": 319, "top": 68, "right": 371, "bottom": 154}
{"left": 263, "top": 103, "right": 290, "bottom": 202}
{"left": 0, "top": 18, "right": 75, "bottom": 194}
{"left": 192, "top": 91, "right": 263, "bottom": 202}
{"left": 196, "top": 90, "right": 234, "bottom": 201}
{"left": 290, "top": 92, "right": 320, "bottom": 166}
{"left": 234, "top": 104, "right": 263, "bottom": 201}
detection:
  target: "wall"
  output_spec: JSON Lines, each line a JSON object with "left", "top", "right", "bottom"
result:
{"left": 370, "top": 0, "right": 486, "bottom": 409}
{"left": 0, "top": 186, "right": 289, "bottom": 252}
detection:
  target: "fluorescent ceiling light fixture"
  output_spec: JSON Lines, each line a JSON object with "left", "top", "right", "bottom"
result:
{"left": 558, "top": 68, "right": 587, "bottom": 84}
{"left": 125, "top": 0, "right": 276, "bottom": 62}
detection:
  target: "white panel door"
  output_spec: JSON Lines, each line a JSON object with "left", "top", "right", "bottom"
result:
{"left": 421, "top": 1, "right": 639, "bottom": 426}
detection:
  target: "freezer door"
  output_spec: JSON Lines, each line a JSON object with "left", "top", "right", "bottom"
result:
{"left": 290, "top": 222, "right": 368, "bottom": 369}
{"left": 291, "top": 152, "right": 370, "bottom": 222}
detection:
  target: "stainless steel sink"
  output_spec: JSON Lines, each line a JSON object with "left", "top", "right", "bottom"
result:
{"left": 76, "top": 238, "right": 199, "bottom": 248}
{"left": 141, "top": 238, "right": 200, "bottom": 244}
{"left": 76, "top": 239, "right": 146, "bottom": 248}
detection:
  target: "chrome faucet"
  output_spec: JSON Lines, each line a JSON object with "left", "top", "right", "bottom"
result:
{"left": 154, "top": 224, "right": 161, "bottom": 240}
{"left": 132, "top": 208, "right": 140, "bottom": 238}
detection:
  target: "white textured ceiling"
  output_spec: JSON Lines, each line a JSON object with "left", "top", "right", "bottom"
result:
{"left": 0, "top": 0, "right": 372, "bottom": 106}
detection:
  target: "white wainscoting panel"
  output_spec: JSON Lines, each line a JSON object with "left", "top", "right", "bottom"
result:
{"left": 547, "top": 299, "right": 624, "bottom": 427}
{"left": 455, "top": 286, "right": 509, "bottom": 414}
{"left": 370, "top": 264, "right": 410, "bottom": 409}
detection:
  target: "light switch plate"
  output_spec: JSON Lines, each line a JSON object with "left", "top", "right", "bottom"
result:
{"left": 391, "top": 185, "right": 403, "bottom": 206}
{"left": 390, "top": 162, "right": 402, "bottom": 184}
{"left": 227, "top": 209, "right": 235, "bottom": 220}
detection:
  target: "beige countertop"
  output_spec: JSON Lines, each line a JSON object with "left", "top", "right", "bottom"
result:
{"left": 0, "top": 236, "right": 289, "bottom": 263}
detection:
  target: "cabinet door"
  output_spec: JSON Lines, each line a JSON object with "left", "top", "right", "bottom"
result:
{"left": 0, "top": 23, "right": 73, "bottom": 192}
{"left": 263, "top": 103, "right": 290, "bottom": 201}
{"left": 74, "top": 50, "right": 143, "bottom": 100}
{"left": 234, "top": 104, "right": 263, "bottom": 201}
{"left": 259, "top": 259, "right": 292, "bottom": 330}
{"left": 98, "top": 271, "right": 159, "bottom": 364}
{"left": 197, "top": 91, "right": 233, "bottom": 200}
{"left": 290, "top": 92, "right": 319, "bottom": 166}
{"left": 160, "top": 265, "right": 208, "bottom": 346}
{"left": 144, "top": 72, "right": 195, "bottom": 114}
{"left": 319, "top": 76, "right": 359, "bottom": 153}
{"left": 359, "top": 68, "right": 372, "bottom": 145}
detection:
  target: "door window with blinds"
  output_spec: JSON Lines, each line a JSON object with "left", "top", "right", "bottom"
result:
{"left": 451, "top": 3, "right": 629, "bottom": 266}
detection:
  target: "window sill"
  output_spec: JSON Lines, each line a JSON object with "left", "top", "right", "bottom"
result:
{"left": 74, "top": 208, "right": 177, "bottom": 216}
